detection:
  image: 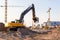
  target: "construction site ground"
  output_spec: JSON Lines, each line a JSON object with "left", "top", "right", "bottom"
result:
{"left": 0, "top": 27, "right": 60, "bottom": 40}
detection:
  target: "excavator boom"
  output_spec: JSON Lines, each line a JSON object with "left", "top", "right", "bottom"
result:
{"left": 19, "top": 4, "right": 36, "bottom": 22}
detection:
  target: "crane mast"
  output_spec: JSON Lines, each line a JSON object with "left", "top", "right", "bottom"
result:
{"left": 5, "top": 0, "right": 7, "bottom": 23}
{"left": 47, "top": 8, "right": 51, "bottom": 22}
{"left": 47, "top": 8, "right": 51, "bottom": 26}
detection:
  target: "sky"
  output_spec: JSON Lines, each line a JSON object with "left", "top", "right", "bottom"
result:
{"left": 0, "top": 0, "right": 60, "bottom": 26}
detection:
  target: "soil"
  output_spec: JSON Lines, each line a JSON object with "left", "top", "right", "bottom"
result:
{"left": 0, "top": 27, "right": 60, "bottom": 40}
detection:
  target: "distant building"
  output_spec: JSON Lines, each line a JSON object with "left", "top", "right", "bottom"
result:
{"left": 42, "top": 21, "right": 60, "bottom": 27}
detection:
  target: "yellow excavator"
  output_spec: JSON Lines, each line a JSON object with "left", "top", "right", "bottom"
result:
{"left": 0, "top": 4, "right": 39, "bottom": 31}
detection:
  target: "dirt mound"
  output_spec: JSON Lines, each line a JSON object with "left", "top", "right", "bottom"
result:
{"left": 0, "top": 27, "right": 60, "bottom": 40}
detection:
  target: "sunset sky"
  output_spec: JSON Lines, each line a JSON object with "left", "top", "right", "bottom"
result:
{"left": 0, "top": 0, "right": 60, "bottom": 26}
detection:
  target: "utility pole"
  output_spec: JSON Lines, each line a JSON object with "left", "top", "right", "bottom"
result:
{"left": 5, "top": 0, "right": 7, "bottom": 23}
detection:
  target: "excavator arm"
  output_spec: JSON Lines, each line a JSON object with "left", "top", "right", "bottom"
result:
{"left": 19, "top": 4, "right": 39, "bottom": 23}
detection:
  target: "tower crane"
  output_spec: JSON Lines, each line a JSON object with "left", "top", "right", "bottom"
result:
{"left": 43, "top": 8, "right": 51, "bottom": 30}
{"left": 0, "top": 0, "right": 25, "bottom": 23}
{"left": 47, "top": 8, "right": 51, "bottom": 27}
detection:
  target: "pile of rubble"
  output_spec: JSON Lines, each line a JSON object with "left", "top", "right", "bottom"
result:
{"left": 0, "top": 27, "right": 60, "bottom": 40}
